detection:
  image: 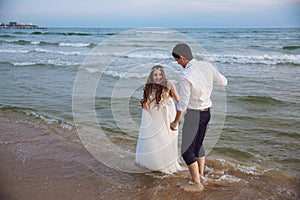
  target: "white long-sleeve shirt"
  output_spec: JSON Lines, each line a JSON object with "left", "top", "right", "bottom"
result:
{"left": 177, "top": 59, "right": 227, "bottom": 111}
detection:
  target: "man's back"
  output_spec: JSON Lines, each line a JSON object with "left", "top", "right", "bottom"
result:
{"left": 180, "top": 59, "right": 227, "bottom": 109}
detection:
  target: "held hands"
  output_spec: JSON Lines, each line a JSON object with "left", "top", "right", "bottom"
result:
{"left": 170, "top": 121, "right": 178, "bottom": 131}
{"left": 170, "top": 110, "right": 182, "bottom": 131}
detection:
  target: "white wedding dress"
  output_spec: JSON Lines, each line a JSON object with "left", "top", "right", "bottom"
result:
{"left": 135, "top": 93, "right": 184, "bottom": 174}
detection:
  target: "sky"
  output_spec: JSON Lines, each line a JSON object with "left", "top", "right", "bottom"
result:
{"left": 0, "top": 0, "right": 299, "bottom": 28}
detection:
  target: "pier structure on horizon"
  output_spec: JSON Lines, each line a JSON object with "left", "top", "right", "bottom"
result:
{"left": 0, "top": 21, "right": 47, "bottom": 30}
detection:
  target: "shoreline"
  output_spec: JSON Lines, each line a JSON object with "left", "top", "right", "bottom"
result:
{"left": 0, "top": 110, "right": 299, "bottom": 199}
{"left": 0, "top": 110, "right": 201, "bottom": 199}
{"left": 0, "top": 110, "right": 151, "bottom": 199}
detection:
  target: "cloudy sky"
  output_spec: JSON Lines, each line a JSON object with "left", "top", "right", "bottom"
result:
{"left": 1, "top": 0, "right": 299, "bottom": 28}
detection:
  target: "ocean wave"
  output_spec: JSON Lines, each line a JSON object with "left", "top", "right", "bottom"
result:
{"left": 135, "top": 29, "right": 177, "bottom": 35}
{"left": 9, "top": 39, "right": 31, "bottom": 45}
{"left": 0, "top": 48, "right": 84, "bottom": 56}
{"left": 4, "top": 30, "right": 118, "bottom": 37}
{"left": 27, "top": 111, "right": 74, "bottom": 130}
{"left": 103, "top": 70, "right": 148, "bottom": 79}
{"left": 1, "top": 44, "right": 298, "bottom": 66}
{"left": 58, "top": 42, "right": 96, "bottom": 48}
{"left": 12, "top": 62, "right": 38, "bottom": 66}
{"left": 0, "top": 47, "right": 171, "bottom": 58}
{"left": 34, "top": 48, "right": 83, "bottom": 56}
{"left": 206, "top": 158, "right": 287, "bottom": 177}
{"left": 205, "top": 159, "right": 262, "bottom": 180}
{"left": 31, "top": 31, "right": 91, "bottom": 36}
{"left": 232, "top": 95, "right": 288, "bottom": 106}
{"left": 30, "top": 31, "right": 117, "bottom": 36}
{"left": 33, "top": 41, "right": 59, "bottom": 46}
{"left": 0, "top": 39, "right": 38, "bottom": 45}
{"left": 282, "top": 46, "right": 300, "bottom": 50}
{"left": 87, "top": 50, "right": 171, "bottom": 59}
{"left": 213, "top": 147, "right": 254, "bottom": 159}
{"left": 0, "top": 49, "right": 30, "bottom": 54}
{"left": 1, "top": 39, "right": 96, "bottom": 48}
{"left": 12, "top": 31, "right": 28, "bottom": 34}
{"left": 0, "top": 34, "right": 15, "bottom": 38}
{"left": 0, "top": 60, "right": 80, "bottom": 67}
{"left": 200, "top": 53, "right": 300, "bottom": 66}
{"left": 83, "top": 67, "right": 149, "bottom": 79}
{"left": 124, "top": 51, "right": 171, "bottom": 59}
{"left": 84, "top": 67, "right": 102, "bottom": 74}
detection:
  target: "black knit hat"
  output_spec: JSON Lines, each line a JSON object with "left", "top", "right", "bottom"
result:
{"left": 172, "top": 43, "right": 193, "bottom": 60}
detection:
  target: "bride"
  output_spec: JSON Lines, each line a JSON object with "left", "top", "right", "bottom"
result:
{"left": 135, "top": 65, "right": 184, "bottom": 174}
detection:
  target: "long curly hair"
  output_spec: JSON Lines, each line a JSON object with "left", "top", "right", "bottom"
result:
{"left": 140, "top": 65, "right": 172, "bottom": 109}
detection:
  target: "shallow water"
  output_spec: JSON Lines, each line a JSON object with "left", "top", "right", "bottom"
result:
{"left": 1, "top": 110, "right": 299, "bottom": 199}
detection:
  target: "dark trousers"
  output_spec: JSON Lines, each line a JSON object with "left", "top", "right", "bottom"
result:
{"left": 181, "top": 108, "right": 211, "bottom": 165}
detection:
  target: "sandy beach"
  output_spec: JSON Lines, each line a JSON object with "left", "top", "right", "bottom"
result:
{"left": 0, "top": 110, "right": 152, "bottom": 199}
{"left": 1, "top": 109, "right": 299, "bottom": 200}
{"left": 0, "top": 110, "right": 203, "bottom": 200}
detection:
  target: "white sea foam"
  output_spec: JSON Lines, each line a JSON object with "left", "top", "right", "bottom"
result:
{"left": 104, "top": 70, "right": 148, "bottom": 79}
{"left": 2, "top": 47, "right": 298, "bottom": 66}
{"left": 219, "top": 174, "right": 241, "bottom": 183}
{"left": 135, "top": 29, "right": 177, "bottom": 35}
{"left": 11, "top": 60, "right": 80, "bottom": 67}
{"left": 13, "top": 62, "right": 37, "bottom": 66}
{"left": 235, "top": 164, "right": 260, "bottom": 175}
{"left": 34, "top": 48, "right": 83, "bottom": 55}
{"left": 59, "top": 42, "right": 91, "bottom": 47}
{"left": 25, "top": 111, "right": 74, "bottom": 130}
{"left": 211, "top": 158, "right": 262, "bottom": 176}
{"left": 28, "top": 111, "right": 59, "bottom": 124}
{"left": 0, "top": 48, "right": 85, "bottom": 56}
{"left": 126, "top": 51, "right": 170, "bottom": 59}
{"left": 46, "top": 59, "right": 80, "bottom": 66}
{"left": 31, "top": 41, "right": 40, "bottom": 45}
{"left": 0, "top": 49, "right": 30, "bottom": 53}
{"left": 84, "top": 67, "right": 102, "bottom": 74}
{"left": 84, "top": 66, "right": 148, "bottom": 79}
{"left": 61, "top": 123, "right": 74, "bottom": 130}
{"left": 200, "top": 53, "right": 300, "bottom": 65}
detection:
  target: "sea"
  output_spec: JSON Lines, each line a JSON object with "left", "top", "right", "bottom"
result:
{"left": 0, "top": 27, "right": 299, "bottom": 199}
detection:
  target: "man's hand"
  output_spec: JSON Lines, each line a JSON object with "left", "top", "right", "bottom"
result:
{"left": 170, "top": 110, "right": 182, "bottom": 131}
{"left": 170, "top": 121, "right": 178, "bottom": 131}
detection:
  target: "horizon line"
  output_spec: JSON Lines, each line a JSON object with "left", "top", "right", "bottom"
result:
{"left": 34, "top": 26, "right": 300, "bottom": 29}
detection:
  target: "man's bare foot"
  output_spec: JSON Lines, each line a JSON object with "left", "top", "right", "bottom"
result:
{"left": 182, "top": 181, "right": 204, "bottom": 192}
{"left": 176, "top": 179, "right": 189, "bottom": 188}
{"left": 200, "top": 175, "right": 208, "bottom": 185}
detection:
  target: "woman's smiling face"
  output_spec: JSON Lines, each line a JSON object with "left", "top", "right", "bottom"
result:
{"left": 152, "top": 69, "right": 163, "bottom": 84}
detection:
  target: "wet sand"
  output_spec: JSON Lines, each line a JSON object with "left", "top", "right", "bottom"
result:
{"left": 0, "top": 110, "right": 143, "bottom": 199}
{"left": 0, "top": 110, "right": 299, "bottom": 200}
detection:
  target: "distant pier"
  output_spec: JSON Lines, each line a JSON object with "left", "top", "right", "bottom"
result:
{"left": 0, "top": 21, "right": 47, "bottom": 30}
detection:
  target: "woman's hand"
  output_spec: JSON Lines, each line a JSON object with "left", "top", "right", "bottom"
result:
{"left": 143, "top": 101, "right": 150, "bottom": 113}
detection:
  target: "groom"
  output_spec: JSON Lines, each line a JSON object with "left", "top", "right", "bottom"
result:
{"left": 170, "top": 43, "right": 227, "bottom": 191}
